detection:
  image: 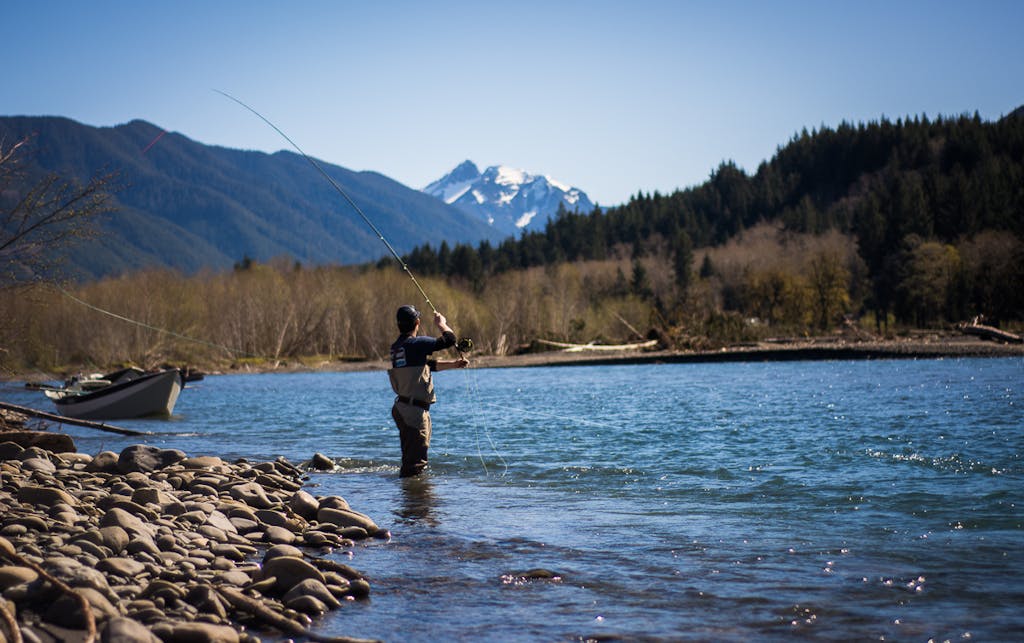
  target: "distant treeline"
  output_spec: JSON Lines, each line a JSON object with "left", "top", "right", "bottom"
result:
{"left": 0, "top": 259, "right": 673, "bottom": 372}
{"left": 399, "top": 111, "right": 1024, "bottom": 326}
{"left": 3, "top": 111, "right": 1024, "bottom": 374}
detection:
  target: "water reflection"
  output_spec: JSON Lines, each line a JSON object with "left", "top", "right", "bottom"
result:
{"left": 398, "top": 475, "right": 439, "bottom": 526}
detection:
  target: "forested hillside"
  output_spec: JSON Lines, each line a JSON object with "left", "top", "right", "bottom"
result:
{"left": 3, "top": 110, "right": 1023, "bottom": 373}
{"left": 402, "top": 110, "right": 1024, "bottom": 327}
{"left": 0, "top": 116, "right": 502, "bottom": 279}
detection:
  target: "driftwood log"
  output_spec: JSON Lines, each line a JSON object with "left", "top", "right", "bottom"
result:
{"left": 534, "top": 338, "right": 660, "bottom": 353}
{"left": 0, "top": 401, "right": 151, "bottom": 436}
{"left": 959, "top": 323, "right": 1022, "bottom": 344}
{"left": 0, "top": 536, "right": 96, "bottom": 643}
{"left": 0, "top": 596, "right": 22, "bottom": 643}
{"left": 216, "top": 587, "right": 380, "bottom": 643}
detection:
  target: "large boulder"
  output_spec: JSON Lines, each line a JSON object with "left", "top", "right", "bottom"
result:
{"left": 117, "top": 445, "right": 186, "bottom": 473}
{"left": 0, "top": 565, "right": 38, "bottom": 589}
{"left": 228, "top": 482, "right": 274, "bottom": 509}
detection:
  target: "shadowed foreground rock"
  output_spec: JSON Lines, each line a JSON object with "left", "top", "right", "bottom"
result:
{"left": 0, "top": 439, "right": 385, "bottom": 642}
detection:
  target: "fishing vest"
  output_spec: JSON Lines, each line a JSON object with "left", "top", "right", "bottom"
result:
{"left": 388, "top": 364, "right": 436, "bottom": 407}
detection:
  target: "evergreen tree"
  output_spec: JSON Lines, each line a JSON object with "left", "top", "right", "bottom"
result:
{"left": 699, "top": 254, "right": 715, "bottom": 279}
{"left": 437, "top": 241, "right": 451, "bottom": 275}
{"left": 631, "top": 259, "right": 652, "bottom": 300}
{"left": 673, "top": 230, "right": 694, "bottom": 298}
{"left": 449, "top": 243, "right": 484, "bottom": 290}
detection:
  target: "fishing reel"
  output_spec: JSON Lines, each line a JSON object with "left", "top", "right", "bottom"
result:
{"left": 456, "top": 337, "right": 474, "bottom": 353}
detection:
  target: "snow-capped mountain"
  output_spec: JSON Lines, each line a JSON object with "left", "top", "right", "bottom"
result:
{"left": 423, "top": 160, "right": 597, "bottom": 236}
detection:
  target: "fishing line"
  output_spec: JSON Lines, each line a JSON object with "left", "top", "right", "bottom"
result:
{"left": 467, "top": 370, "right": 488, "bottom": 476}
{"left": 480, "top": 400, "right": 627, "bottom": 432}
{"left": 469, "top": 368, "right": 508, "bottom": 474}
{"left": 49, "top": 282, "right": 251, "bottom": 357}
{"left": 219, "top": 91, "right": 498, "bottom": 477}
{"left": 141, "top": 130, "right": 166, "bottom": 155}
{"left": 213, "top": 90, "right": 441, "bottom": 318}
{"left": 461, "top": 367, "right": 508, "bottom": 476}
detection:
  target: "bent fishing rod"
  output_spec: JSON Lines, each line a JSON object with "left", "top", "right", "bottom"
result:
{"left": 216, "top": 90, "right": 473, "bottom": 355}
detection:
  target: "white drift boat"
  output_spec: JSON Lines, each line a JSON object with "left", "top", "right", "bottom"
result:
{"left": 43, "top": 367, "right": 184, "bottom": 420}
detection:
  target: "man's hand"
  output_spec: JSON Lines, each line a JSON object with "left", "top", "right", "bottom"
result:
{"left": 434, "top": 311, "right": 455, "bottom": 335}
{"left": 435, "top": 358, "right": 470, "bottom": 371}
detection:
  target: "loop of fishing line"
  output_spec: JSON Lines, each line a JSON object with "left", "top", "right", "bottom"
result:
{"left": 480, "top": 401, "right": 627, "bottom": 432}
{"left": 462, "top": 367, "right": 508, "bottom": 477}
{"left": 50, "top": 282, "right": 251, "bottom": 357}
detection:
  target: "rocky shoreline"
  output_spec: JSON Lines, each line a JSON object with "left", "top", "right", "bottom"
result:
{"left": 0, "top": 436, "right": 385, "bottom": 643}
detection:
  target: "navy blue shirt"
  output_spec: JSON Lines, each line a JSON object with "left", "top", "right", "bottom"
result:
{"left": 390, "top": 331, "right": 456, "bottom": 369}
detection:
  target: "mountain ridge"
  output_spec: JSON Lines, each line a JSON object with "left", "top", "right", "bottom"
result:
{"left": 0, "top": 116, "right": 505, "bottom": 280}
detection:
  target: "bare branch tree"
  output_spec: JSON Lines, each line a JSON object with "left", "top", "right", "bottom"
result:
{"left": 0, "top": 136, "right": 116, "bottom": 287}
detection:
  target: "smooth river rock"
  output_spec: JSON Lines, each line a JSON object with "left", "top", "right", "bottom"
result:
{"left": 101, "top": 616, "right": 163, "bottom": 643}
{"left": 262, "top": 555, "right": 325, "bottom": 593}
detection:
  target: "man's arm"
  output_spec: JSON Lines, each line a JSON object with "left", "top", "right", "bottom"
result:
{"left": 434, "top": 312, "right": 454, "bottom": 335}
{"left": 434, "top": 358, "right": 470, "bottom": 371}
{"left": 432, "top": 312, "right": 457, "bottom": 350}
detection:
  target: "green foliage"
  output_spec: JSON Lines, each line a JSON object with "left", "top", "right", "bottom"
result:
{"left": 808, "top": 251, "right": 852, "bottom": 329}
{"left": 673, "top": 231, "right": 694, "bottom": 298}
{"left": 400, "top": 109, "right": 1024, "bottom": 327}
{"left": 740, "top": 268, "right": 812, "bottom": 328}
{"left": 895, "top": 236, "right": 961, "bottom": 326}
{"left": 699, "top": 254, "right": 715, "bottom": 279}
{"left": 630, "top": 260, "right": 652, "bottom": 300}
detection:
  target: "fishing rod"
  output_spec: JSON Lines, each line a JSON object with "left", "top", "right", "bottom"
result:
{"left": 216, "top": 90, "right": 473, "bottom": 355}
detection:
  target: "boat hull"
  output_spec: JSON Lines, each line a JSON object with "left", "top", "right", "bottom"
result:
{"left": 51, "top": 369, "right": 183, "bottom": 420}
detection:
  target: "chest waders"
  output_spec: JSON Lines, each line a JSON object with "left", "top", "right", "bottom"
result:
{"left": 389, "top": 364, "right": 435, "bottom": 477}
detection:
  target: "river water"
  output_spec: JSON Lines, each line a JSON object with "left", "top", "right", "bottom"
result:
{"left": 4, "top": 357, "right": 1023, "bottom": 641}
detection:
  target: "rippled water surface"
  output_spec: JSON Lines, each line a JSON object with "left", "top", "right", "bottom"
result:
{"left": 4, "top": 358, "right": 1023, "bottom": 641}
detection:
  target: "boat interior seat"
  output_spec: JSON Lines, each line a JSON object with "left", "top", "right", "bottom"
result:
{"left": 80, "top": 379, "right": 113, "bottom": 390}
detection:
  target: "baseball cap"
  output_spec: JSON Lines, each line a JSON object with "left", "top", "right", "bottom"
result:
{"left": 396, "top": 305, "right": 420, "bottom": 325}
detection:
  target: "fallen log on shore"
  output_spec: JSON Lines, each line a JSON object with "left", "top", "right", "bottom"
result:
{"left": 958, "top": 323, "right": 1022, "bottom": 344}
{"left": 533, "top": 339, "right": 660, "bottom": 353}
{"left": 0, "top": 401, "right": 152, "bottom": 436}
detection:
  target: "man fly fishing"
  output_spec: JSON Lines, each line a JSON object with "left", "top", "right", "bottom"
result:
{"left": 388, "top": 305, "right": 469, "bottom": 477}
{"left": 216, "top": 92, "right": 476, "bottom": 476}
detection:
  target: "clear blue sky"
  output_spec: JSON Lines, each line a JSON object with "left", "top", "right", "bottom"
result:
{"left": 4, "top": 0, "right": 1022, "bottom": 206}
